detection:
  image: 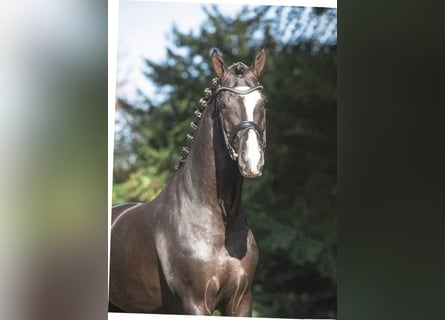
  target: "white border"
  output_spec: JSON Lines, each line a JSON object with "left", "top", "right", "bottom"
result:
{"left": 109, "top": 314, "right": 331, "bottom": 320}
{"left": 108, "top": 0, "right": 120, "bottom": 303}
{"left": 108, "top": 0, "right": 337, "bottom": 319}
{"left": 121, "top": 0, "right": 337, "bottom": 9}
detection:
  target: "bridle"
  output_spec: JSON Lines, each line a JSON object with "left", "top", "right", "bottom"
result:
{"left": 215, "top": 85, "right": 266, "bottom": 160}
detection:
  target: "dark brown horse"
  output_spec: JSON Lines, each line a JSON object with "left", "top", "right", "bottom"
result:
{"left": 109, "top": 49, "right": 267, "bottom": 316}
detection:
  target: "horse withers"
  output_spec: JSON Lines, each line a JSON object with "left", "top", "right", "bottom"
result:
{"left": 109, "top": 49, "right": 268, "bottom": 316}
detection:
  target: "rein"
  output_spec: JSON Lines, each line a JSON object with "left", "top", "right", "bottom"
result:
{"left": 215, "top": 85, "right": 266, "bottom": 160}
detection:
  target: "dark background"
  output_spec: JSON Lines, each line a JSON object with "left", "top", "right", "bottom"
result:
{"left": 339, "top": 1, "right": 445, "bottom": 319}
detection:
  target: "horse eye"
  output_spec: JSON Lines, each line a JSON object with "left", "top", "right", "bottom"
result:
{"left": 218, "top": 101, "right": 226, "bottom": 110}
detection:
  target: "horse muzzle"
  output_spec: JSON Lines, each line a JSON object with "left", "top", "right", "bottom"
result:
{"left": 237, "top": 130, "right": 265, "bottom": 178}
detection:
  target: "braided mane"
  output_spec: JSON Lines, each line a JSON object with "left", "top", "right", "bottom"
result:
{"left": 174, "top": 77, "right": 220, "bottom": 170}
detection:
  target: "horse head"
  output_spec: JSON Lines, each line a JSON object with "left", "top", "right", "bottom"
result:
{"left": 211, "top": 49, "right": 267, "bottom": 178}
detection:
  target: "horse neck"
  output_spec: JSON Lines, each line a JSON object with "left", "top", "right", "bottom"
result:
{"left": 178, "top": 96, "right": 244, "bottom": 224}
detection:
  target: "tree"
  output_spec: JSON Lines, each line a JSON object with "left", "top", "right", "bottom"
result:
{"left": 113, "top": 5, "right": 337, "bottom": 318}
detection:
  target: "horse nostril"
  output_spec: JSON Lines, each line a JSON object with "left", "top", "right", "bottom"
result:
{"left": 240, "top": 151, "right": 247, "bottom": 162}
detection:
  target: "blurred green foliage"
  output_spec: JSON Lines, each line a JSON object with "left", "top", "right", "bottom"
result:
{"left": 113, "top": 5, "right": 336, "bottom": 318}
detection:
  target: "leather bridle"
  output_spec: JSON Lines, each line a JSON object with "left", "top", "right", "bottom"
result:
{"left": 215, "top": 85, "right": 266, "bottom": 160}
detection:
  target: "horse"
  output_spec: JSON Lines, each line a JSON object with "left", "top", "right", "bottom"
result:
{"left": 109, "top": 48, "right": 268, "bottom": 316}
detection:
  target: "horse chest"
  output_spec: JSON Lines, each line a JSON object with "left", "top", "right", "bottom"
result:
{"left": 153, "top": 202, "right": 258, "bottom": 314}
{"left": 157, "top": 223, "right": 257, "bottom": 279}
{"left": 179, "top": 221, "right": 257, "bottom": 270}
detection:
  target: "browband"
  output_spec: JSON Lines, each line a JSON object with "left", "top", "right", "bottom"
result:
{"left": 215, "top": 85, "right": 263, "bottom": 96}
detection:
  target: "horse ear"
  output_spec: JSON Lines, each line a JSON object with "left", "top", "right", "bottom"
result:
{"left": 211, "top": 50, "right": 225, "bottom": 78}
{"left": 252, "top": 48, "right": 266, "bottom": 77}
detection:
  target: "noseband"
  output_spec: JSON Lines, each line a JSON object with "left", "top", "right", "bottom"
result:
{"left": 215, "top": 85, "right": 266, "bottom": 160}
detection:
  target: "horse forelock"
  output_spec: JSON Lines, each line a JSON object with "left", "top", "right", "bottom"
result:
{"left": 222, "top": 63, "right": 259, "bottom": 87}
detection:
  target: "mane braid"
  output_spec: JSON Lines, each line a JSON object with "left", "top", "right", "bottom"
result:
{"left": 174, "top": 78, "right": 220, "bottom": 170}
